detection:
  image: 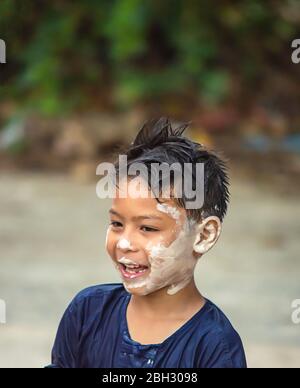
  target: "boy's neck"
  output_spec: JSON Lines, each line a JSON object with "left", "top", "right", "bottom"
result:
{"left": 128, "top": 278, "right": 205, "bottom": 321}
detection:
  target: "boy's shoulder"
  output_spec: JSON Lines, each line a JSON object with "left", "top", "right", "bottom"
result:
{"left": 194, "top": 299, "right": 246, "bottom": 367}
{"left": 69, "top": 283, "right": 127, "bottom": 309}
{"left": 200, "top": 299, "right": 242, "bottom": 342}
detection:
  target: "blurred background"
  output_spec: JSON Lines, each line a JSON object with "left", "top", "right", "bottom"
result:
{"left": 0, "top": 0, "right": 300, "bottom": 368}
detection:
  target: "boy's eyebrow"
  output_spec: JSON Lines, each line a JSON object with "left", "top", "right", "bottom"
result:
{"left": 109, "top": 209, "right": 163, "bottom": 221}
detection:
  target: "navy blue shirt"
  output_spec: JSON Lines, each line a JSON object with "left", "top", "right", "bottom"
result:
{"left": 50, "top": 283, "right": 247, "bottom": 368}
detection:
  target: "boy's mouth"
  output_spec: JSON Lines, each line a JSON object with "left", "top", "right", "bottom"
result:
{"left": 118, "top": 263, "right": 149, "bottom": 279}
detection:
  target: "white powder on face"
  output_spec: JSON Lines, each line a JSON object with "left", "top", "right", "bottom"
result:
{"left": 113, "top": 203, "right": 214, "bottom": 297}
{"left": 117, "top": 238, "right": 133, "bottom": 250}
{"left": 125, "top": 218, "right": 203, "bottom": 296}
{"left": 156, "top": 203, "right": 181, "bottom": 224}
{"left": 109, "top": 209, "right": 220, "bottom": 297}
{"left": 118, "top": 257, "right": 140, "bottom": 266}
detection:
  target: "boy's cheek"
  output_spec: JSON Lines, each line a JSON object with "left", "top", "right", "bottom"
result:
{"left": 105, "top": 229, "right": 110, "bottom": 251}
{"left": 105, "top": 230, "right": 115, "bottom": 258}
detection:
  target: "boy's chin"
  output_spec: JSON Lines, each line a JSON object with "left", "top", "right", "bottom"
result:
{"left": 123, "top": 283, "right": 149, "bottom": 296}
{"left": 123, "top": 282, "right": 169, "bottom": 297}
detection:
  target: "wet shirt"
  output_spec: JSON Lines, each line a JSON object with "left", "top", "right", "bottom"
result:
{"left": 50, "top": 283, "right": 247, "bottom": 368}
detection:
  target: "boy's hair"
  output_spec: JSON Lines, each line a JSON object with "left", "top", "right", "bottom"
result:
{"left": 114, "top": 117, "right": 230, "bottom": 223}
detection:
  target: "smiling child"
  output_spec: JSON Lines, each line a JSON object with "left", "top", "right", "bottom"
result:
{"left": 50, "top": 118, "right": 247, "bottom": 368}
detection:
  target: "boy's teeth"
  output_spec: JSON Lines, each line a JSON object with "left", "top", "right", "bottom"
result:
{"left": 125, "top": 265, "right": 147, "bottom": 273}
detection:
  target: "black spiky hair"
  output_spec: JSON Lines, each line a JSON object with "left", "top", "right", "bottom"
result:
{"left": 114, "top": 117, "right": 230, "bottom": 222}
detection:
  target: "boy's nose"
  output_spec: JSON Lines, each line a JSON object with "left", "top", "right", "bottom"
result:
{"left": 117, "top": 237, "right": 138, "bottom": 252}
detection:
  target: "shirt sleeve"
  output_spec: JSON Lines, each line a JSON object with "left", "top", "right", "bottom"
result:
{"left": 197, "top": 329, "right": 247, "bottom": 369}
{"left": 49, "top": 298, "right": 81, "bottom": 368}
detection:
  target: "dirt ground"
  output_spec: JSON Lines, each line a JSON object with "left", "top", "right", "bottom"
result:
{"left": 0, "top": 171, "right": 299, "bottom": 368}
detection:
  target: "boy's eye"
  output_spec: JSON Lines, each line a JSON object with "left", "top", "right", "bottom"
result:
{"left": 109, "top": 222, "right": 158, "bottom": 233}
{"left": 110, "top": 221, "right": 122, "bottom": 228}
{"left": 141, "top": 226, "right": 159, "bottom": 232}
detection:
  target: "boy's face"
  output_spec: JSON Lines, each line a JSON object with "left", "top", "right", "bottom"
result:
{"left": 106, "top": 178, "right": 203, "bottom": 296}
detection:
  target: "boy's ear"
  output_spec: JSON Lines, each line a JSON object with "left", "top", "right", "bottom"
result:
{"left": 193, "top": 216, "right": 222, "bottom": 258}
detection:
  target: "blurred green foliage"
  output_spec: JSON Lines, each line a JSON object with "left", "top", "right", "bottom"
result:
{"left": 0, "top": 0, "right": 299, "bottom": 115}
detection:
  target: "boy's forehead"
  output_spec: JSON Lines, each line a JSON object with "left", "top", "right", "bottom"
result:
{"left": 116, "top": 177, "right": 151, "bottom": 195}
{"left": 112, "top": 178, "right": 187, "bottom": 222}
{"left": 112, "top": 194, "right": 177, "bottom": 214}
{"left": 116, "top": 176, "right": 176, "bottom": 200}
{"left": 111, "top": 192, "right": 186, "bottom": 222}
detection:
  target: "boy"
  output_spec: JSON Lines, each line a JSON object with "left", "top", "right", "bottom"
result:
{"left": 50, "top": 118, "right": 247, "bottom": 368}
